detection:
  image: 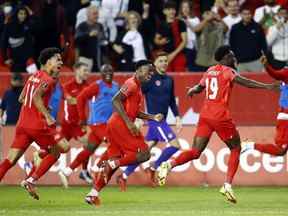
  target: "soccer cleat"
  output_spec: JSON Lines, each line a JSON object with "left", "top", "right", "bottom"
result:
{"left": 79, "top": 170, "right": 93, "bottom": 184}
{"left": 157, "top": 162, "right": 172, "bottom": 186}
{"left": 144, "top": 167, "right": 157, "bottom": 187}
{"left": 21, "top": 180, "right": 39, "bottom": 200}
{"left": 85, "top": 195, "right": 101, "bottom": 207}
{"left": 241, "top": 140, "right": 255, "bottom": 154}
{"left": 58, "top": 170, "right": 69, "bottom": 188}
{"left": 219, "top": 184, "right": 237, "bottom": 204}
{"left": 116, "top": 174, "right": 127, "bottom": 192}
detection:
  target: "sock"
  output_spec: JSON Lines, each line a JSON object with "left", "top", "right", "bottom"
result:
{"left": 27, "top": 162, "right": 36, "bottom": 178}
{"left": 82, "top": 159, "right": 89, "bottom": 170}
{"left": 153, "top": 146, "right": 178, "bottom": 169}
{"left": 31, "top": 154, "right": 59, "bottom": 181}
{"left": 69, "top": 149, "right": 92, "bottom": 170}
{"left": 93, "top": 167, "right": 116, "bottom": 191}
{"left": 0, "top": 159, "right": 13, "bottom": 181}
{"left": 88, "top": 188, "right": 99, "bottom": 197}
{"left": 255, "top": 143, "right": 286, "bottom": 156}
{"left": 116, "top": 152, "right": 137, "bottom": 167}
{"left": 172, "top": 148, "right": 201, "bottom": 167}
{"left": 226, "top": 147, "right": 241, "bottom": 184}
{"left": 124, "top": 163, "right": 139, "bottom": 177}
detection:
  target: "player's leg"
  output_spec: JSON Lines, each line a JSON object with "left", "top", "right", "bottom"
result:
{"left": 217, "top": 120, "right": 240, "bottom": 204}
{"left": 242, "top": 120, "right": 288, "bottom": 156}
{"left": 0, "top": 127, "right": 31, "bottom": 181}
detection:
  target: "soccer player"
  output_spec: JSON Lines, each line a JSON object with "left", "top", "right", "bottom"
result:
{"left": 0, "top": 48, "right": 70, "bottom": 200}
{"left": 157, "top": 45, "right": 276, "bottom": 204}
{"left": 85, "top": 60, "right": 164, "bottom": 206}
{"left": 241, "top": 55, "right": 288, "bottom": 156}
{"left": 117, "top": 52, "right": 182, "bottom": 190}
{"left": 58, "top": 64, "right": 119, "bottom": 187}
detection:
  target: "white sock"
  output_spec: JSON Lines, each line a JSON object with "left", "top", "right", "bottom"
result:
{"left": 108, "top": 160, "right": 117, "bottom": 169}
{"left": 122, "top": 173, "right": 128, "bottom": 180}
{"left": 63, "top": 167, "right": 73, "bottom": 176}
{"left": 26, "top": 177, "right": 35, "bottom": 184}
{"left": 247, "top": 142, "right": 255, "bottom": 150}
{"left": 88, "top": 188, "right": 99, "bottom": 197}
{"left": 224, "top": 182, "right": 232, "bottom": 189}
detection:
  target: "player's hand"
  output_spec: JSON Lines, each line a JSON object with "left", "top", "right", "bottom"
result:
{"left": 175, "top": 116, "right": 182, "bottom": 134}
{"left": 46, "top": 115, "right": 56, "bottom": 126}
{"left": 267, "top": 81, "right": 280, "bottom": 91}
{"left": 153, "top": 113, "right": 164, "bottom": 122}
{"left": 127, "top": 121, "right": 140, "bottom": 136}
{"left": 186, "top": 87, "right": 195, "bottom": 98}
{"left": 260, "top": 55, "right": 268, "bottom": 66}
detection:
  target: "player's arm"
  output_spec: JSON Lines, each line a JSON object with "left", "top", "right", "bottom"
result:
{"left": 18, "top": 85, "right": 27, "bottom": 103}
{"left": 233, "top": 74, "right": 276, "bottom": 90}
{"left": 137, "top": 111, "right": 163, "bottom": 122}
{"left": 112, "top": 90, "right": 140, "bottom": 136}
{"left": 186, "top": 84, "right": 205, "bottom": 97}
{"left": 33, "top": 82, "right": 55, "bottom": 126}
{"left": 77, "top": 83, "right": 99, "bottom": 125}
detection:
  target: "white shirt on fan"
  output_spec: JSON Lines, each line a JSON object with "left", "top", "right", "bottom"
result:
{"left": 185, "top": 17, "right": 200, "bottom": 50}
{"left": 223, "top": 14, "right": 242, "bottom": 44}
{"left": 122, "top": 30, "right": 147, "bottom": 62}
{"left": 254, "top": 5, "right": 280, "bottom": 23}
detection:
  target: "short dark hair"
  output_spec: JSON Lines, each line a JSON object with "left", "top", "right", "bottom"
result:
{"left": 38, "top": 47, "right": 61, "bottom": 66}
{"left": 73, "top": 61, "right": 88, "bottom": 69}
{"left": 154, "top": 51, "right": 168, "bottom": 60}
{"left": 135, "top": 60, "right": 153, "bottom": 70}
{"left": 100, "top": 64, "right": 113, "bottom": 72}
{"left": 214, "top": 45, "right": 232, "bottom": 62}
{"left": 163, "top": 1, "right": 177, "bottom": 10}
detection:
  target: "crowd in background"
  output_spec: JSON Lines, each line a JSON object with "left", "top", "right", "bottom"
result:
{"left": 0, "top": 0, "right": 287, "bottom": 74}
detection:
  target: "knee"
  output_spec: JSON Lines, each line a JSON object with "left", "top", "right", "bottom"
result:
{"left": 57, "top": 139, "right": 70, "bottom": 153}
{"left": 137, "top": 150, "right": 151, "bottom": 163}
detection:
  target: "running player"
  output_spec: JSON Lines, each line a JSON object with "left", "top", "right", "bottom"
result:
{"left": 84, "top": 60, "right": 164, "bottom": 206}
{"left": 157, "top": 45, "right": 276, "bottom": 204}
{"left": 241, "top": 55, "right": 288, "bottom": 156}
{"left": 58, "top": 64, "right": 119, "bottom": 187}
{"left": 117, "top": 52, "right": 182, "bottom": 190}
{"left": 0, "top": 48, "right": 70, "bottom": 200}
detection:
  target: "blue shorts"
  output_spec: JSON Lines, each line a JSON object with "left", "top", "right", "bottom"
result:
{"left": 145, "top": 120, "right": 176, "bottom": 143}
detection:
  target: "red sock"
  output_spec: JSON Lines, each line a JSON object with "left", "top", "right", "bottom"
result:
{"left": 255, "top": 143, "right": 286, "bottom": 156}
{"left": 226, "top": 147, "right": 240, "bottom": 184}
{"left": 70, "top": 149, "right": 92, "bottom": 170}
{"left": 82, "top": 159, "right": 89, "bottom": 170}
{"left": 93, "top": 168, "right": 116, "bottom": 191}
{"left": 172, "top": 148, "right": 201, "bottom": 167}
{"left": 32, "top": 154, "right": 58, "bottom": 181}
{"left": 0, "top": 159, "right": 13, "bottom": 181}
{"left": 116, "top": 152, "right": 137, "bottom": 167}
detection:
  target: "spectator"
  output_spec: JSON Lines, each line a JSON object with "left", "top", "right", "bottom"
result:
{"left": 230, "top": 8, "right": 267, "bottom": 72}
{"left": 75, "top": 5, "right": 107, "bottom": 72}
{"left": 75, "top": 0, "right": 99, "bottom": 29}
{"left": 267, "top": 7, "right": 288, "bottom": 68}
{"left": 195, "top": 11, "right": 227, "bottom": 70}
{"left": 178, "top": 0, "right": 201, "bottom": 72}
{"left": 254, "top": 0, "right": 280, "bottom": 30}
{"left": 34, "top": 0, "right": 69, "bottom": 58}
{"left": 1, "top": 5, "right": 38, "bottom": 73}
{"left": 0, "top": 73, "right": 23, "bottom": 125}
{"left": 154, "top": 1, "right": 187, "bottom": 72}
{"left": 222, "top": 0, "right": 241, "bottom": 44}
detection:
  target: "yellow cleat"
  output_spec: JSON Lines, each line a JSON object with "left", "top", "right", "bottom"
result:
{"left": 219, "top": 184, "right": 237, "bottom": 204}
{"left": 157, "top": 162, "right": 171, "bottom": 186}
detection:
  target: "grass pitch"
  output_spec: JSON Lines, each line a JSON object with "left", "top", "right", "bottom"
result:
{"left": 0, "top": 186, "right": 287, "bottom": 216}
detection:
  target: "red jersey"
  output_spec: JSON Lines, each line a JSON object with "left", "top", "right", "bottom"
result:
{"left": 62, "top": 78, "right": 88, "bottom": 123}
{"left": 199, "top": 64, "right": 236, "bottom": 121}
{"left": 111, "top": 76, "right": 143, "bottom": 122}
{"left": 17, "top": 70, "right": 56, "bottom": 129}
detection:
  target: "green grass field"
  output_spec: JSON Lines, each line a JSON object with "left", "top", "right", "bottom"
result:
{"left": 0, "top": 186, "right": 288, "bottom": 216}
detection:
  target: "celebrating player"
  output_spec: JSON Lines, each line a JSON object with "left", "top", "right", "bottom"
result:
{"left": 241, "top": 55, "right": 288, "bottom": 156}
{"left": 58, "top": 64, "right": 119, "bottom": 187}
{"left": 157, "top": 45, "right": 276, "bottom": 204}
{"left": 0, "top": 48, "right": 70, "bottom": 200}
{"left": 84, "top": 60, "right": 164, "bottom": 206}
{"left": 117, "top": 52, "right": 182, "bottom": 190}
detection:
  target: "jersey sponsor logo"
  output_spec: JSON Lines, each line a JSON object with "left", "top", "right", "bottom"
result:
{"left": 155, "top": 80, "right": 161, "bottom": 86}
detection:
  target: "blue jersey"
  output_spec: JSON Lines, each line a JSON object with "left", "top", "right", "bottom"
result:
{"left": 279, "top": 82, "right": 288, "bottom": 109}
{"left": 87, "top": 80, "right": 119, "bottom": 125}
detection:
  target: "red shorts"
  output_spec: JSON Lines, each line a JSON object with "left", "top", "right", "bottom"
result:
{"left": 105, "top": 118, "right": 148, "bottom": 158}
{"left": 275, "top": 120, "right": 288, "bottom": 145}
{"left": 88, "top": 124, "right": 107, "bottom": 144}
{"left": 60, "top": 121, "right": 86, "bottom": 141}
{"left": 195, "top": 117, "right": 239, "bottom": 142}
{"left": 11, "top": 126, "right": 58, "bottom": 151}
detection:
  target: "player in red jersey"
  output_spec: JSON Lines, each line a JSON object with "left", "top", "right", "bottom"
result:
{"left": 157, "top": 45, "right": 276, "bottom": 204}
{"left": 0, "top": 48, "right": 70, "bottom": 200}
{"left": 58, "top": 64, "right": 119, "bottom": 187}
{"left": 85, "top": 60, "right": 164, "bottom": 206}
{"left": 241, "top": 55, "right": 288, "bottom": 157}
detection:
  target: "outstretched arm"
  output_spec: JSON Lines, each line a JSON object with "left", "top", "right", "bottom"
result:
{"left": 186, "top": 84, "right": 205, "bottom": 97}
{"left": 137, "top": 111, "right": 163, "bottom": 122}
{"left": 234, "top": 74, "right": 275, "bottom": 89}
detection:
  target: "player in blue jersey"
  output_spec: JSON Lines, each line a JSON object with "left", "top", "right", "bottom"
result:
{"left": 242, "top": 55, "right": 288, "bottom": 156}
{"left": 117, "top": 52, "right": 182, "bottom": 190}
{"left": 58, "top": 64, "right": 119, "bottom": 187}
